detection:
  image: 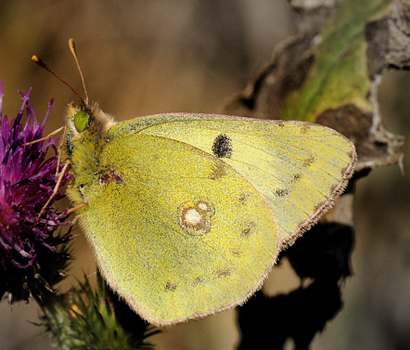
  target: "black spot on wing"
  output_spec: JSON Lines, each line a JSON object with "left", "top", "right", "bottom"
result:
{"left": 212, "top": 134, "right": 233, "bottom": 159}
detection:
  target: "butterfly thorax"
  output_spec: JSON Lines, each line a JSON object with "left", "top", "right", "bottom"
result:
{"left": 64, "top": 102, "right": 116, "bottom": 206}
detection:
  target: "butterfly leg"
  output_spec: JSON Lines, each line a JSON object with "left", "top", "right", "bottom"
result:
{"left": 66, "top": 203, "right": 88, "bottom": 215}
{"left": 23, "top": 126, "right": 65, "bottom": 146}
{"left": 36, "top": 160, "right": 70, "bottom": 221}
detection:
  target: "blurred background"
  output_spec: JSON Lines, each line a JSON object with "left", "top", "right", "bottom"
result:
{"left": 0, "top": 1, "right": 409, "bottom": 349}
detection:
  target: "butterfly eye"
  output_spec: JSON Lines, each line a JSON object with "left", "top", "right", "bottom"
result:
{"left": 74, "top": 110, "right": 90, "bottom": 132}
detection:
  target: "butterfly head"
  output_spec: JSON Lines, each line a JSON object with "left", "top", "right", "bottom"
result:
{"left": 66, "top": 101, "right": 115, "bottom": 139}
{"left": 68, "top": 101, "right": 92, "bottom": 133}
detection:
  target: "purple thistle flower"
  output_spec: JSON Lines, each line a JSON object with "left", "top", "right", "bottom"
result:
{"left": 0, "top": 82, "right": 70, "bottom": 273}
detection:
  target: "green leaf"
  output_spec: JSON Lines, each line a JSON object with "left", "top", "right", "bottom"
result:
{"left": 282, "top": 0, "right": 391, "bottom": 121}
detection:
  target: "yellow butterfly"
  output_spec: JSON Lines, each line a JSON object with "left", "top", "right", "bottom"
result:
{"left": 35, "top": 40, "right": 357, "bottom": 326}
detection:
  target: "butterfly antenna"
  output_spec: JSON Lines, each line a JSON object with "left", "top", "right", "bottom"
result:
{"left": 31, "top": 55, "right": 86, "bottom": 105}
{"left": 68, "top": 38, "right": 89, "bottom": 106}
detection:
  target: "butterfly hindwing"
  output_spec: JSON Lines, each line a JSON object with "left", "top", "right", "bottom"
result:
{"left": 78, "top": 129, "right": 279, "bottom": 325}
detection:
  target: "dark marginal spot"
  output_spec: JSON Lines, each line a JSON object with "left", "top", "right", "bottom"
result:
{"left": 215, "top": 268, "right": 231, "bottom": 277}
{"left": 231, "top": 250, "right": 240, "bottom": 257}
{"left": 238, "top": 193, "right": 249, "bottom": 205}
{"left": 275, "top": 188, "right": 290, "bottom": 197}
{"left": 193, "top": 277, "right": 204, "bottom": 284}
{"left": 303, "top": 155, "right": 316, "bottom": 167}
{"left": 241, "top": 221, "right": 256, "bottom": 236}
{"left": 242, "top": 227, "right": 251, "bottom": 235}
{"left": 292, "top": 173, "right": 302, "bottom": 182}
{"left": 212, "top": 134, "right": 233, "bottom": 158}
{"left": 277, "top": 122, "right": 285, "bottom": 127}
{"left": 165, "top": 280, "right": 177, "bottom": 291}
{"left": 300, "top": 124, "right": 311, "bottom": 134}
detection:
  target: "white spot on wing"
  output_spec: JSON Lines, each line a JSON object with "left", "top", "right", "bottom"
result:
{"left": 184, "top": 208, "right": 204, "bottom": 226}
{"left": 177, "top": 199, "right": 215, "bottom": 236}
